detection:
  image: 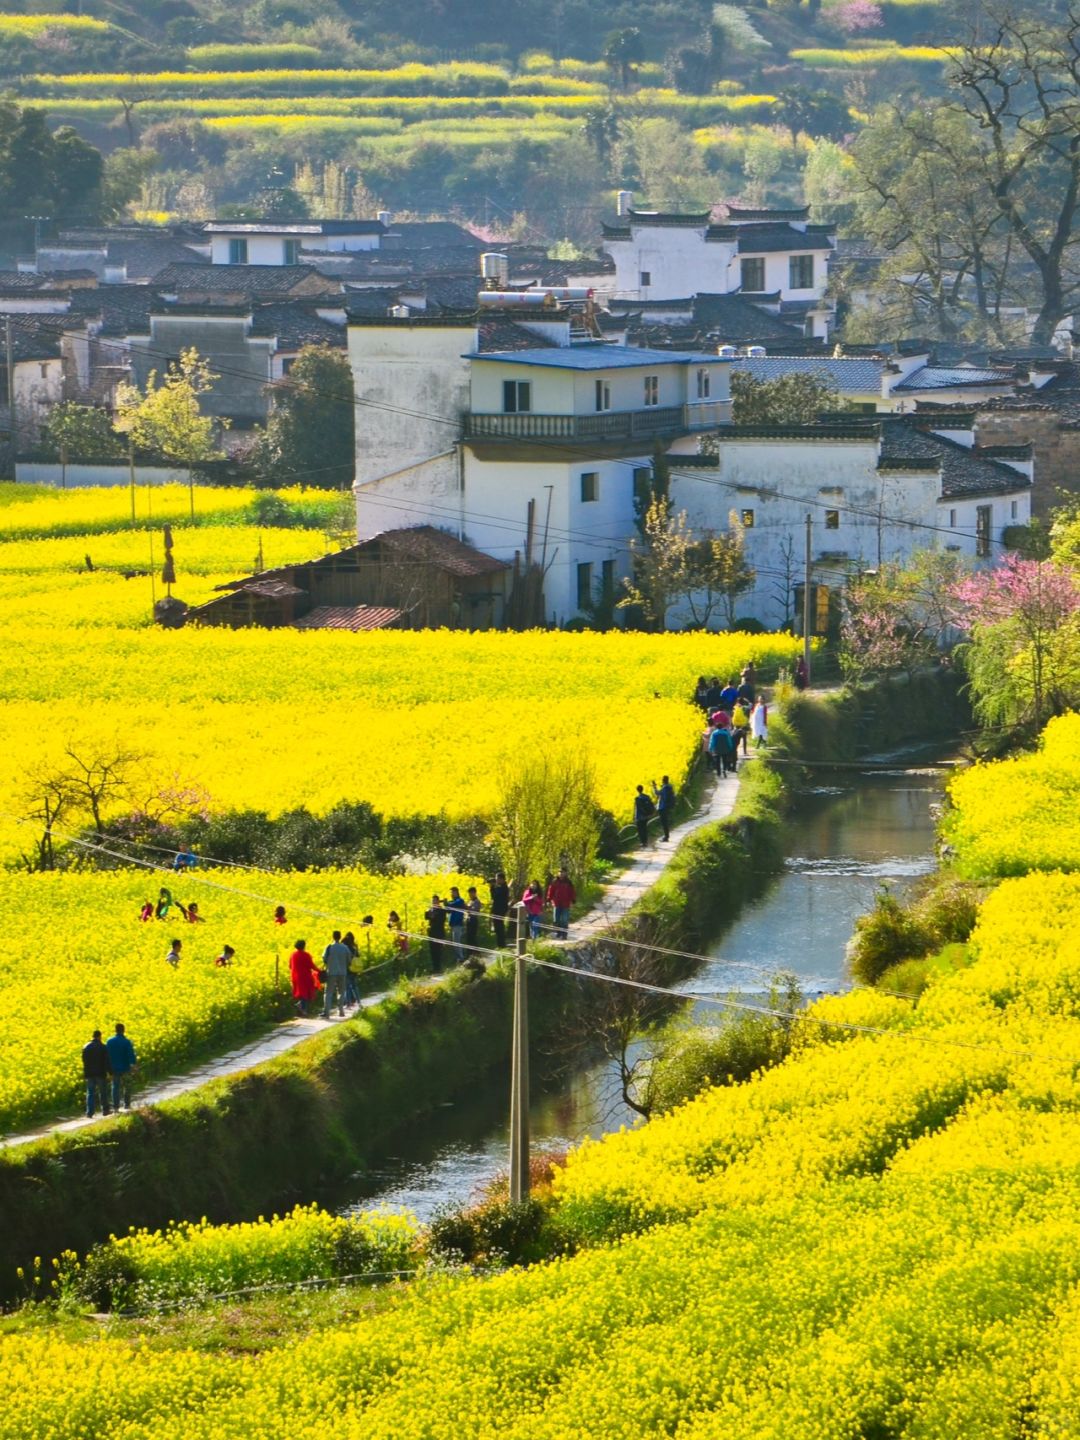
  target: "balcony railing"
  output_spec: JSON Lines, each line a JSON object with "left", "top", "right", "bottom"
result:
{"left": 464, "top": 400, "right": 729, "bottom": 442}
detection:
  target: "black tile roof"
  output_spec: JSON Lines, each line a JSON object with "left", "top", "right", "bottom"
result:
{"left": 248, "top": 302, "right": 347, "bottom": 349}
{"left": 382, "top": 221, "right": 483, "bottom": 250}
{"left": 477, "top": 316, "right": 557, "bottom": 352}
{"left": 880, "top": 417, "right": 1030, "bottom": 498}
{"left": 694, "top": 293, "right": 805, "bottom": 341}
{"left": 66, "top": 283, "right": 158, "bottom": 336}
{"left": 0, "top": 312, "right": 66, "bottom": 361}
{"left": 153, "top": 263, "right": 341, "bottom": 297}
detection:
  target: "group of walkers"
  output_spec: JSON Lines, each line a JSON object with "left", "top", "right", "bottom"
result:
{"left": 288, "top": 926, "right": 384, "bottom": 1018}
{"left": 695, "top": 667, "right": 769, "bottom": 777}
{"left": 80, "top": 1023, "right": 138, "bottom": 1118}
{"left": 424, "top": 867, "right": 578, "bottom": 970}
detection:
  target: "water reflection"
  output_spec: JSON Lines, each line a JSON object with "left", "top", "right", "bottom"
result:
{"left": 341, "top": 764, "right": 946, "bottom": 1221}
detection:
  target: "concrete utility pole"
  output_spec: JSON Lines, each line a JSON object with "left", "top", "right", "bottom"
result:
{"left": 4, "top": 317, "right": 14, "bottom": 441}
{"left": 509, "top": 915, "right": 531, "bottom": 1203}
{"left": 803, "top": 513, "right": 813, "bottom": 685}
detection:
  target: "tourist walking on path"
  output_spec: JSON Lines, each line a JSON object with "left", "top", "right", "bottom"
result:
{"left": 321, "top": 930, "right": 352, "bottom": 1018}
{"left": 633, "top": 784, "right": 655, "bottom": 847}
{"left": 489, "top": 872, "right": 510, "bottom": 949}
{"left": 521, "top": 880, "right": 545, "bottom": 939}
{"left": 652, "top": 776, "right": 676, "bottom": 841}
{"left": 341, "top": 930, "right": 360, "bottom": 1005}
{"left": 105, "top": 1023, "right": 137, "bottom": 1111}
{"left": 289, "top": 939, "right": 319, "bottom": 1016}
{"left": 546, "top": 868, "right": 576, "bottom": 939}
{"left": 425, "top": 895, "right": 448, "bottom": 973}
{"left": 465, "top": 887, "right": 482, "bottom": 951}
{"left": 165, "top": 938, "right": 182, "bottom": 968}
{"left": 751, "top": 697, "right": 768, "bottom": 748}
{"left": 731, "top": 699, "right": 750, "bottom": 757}
{"left": 82, "top": 1030, "right": 111, "bottom": 1118}
{"left": 795, "top": 655, "right": 808, "bottom": 691}
{"left": 444, "top": 885, "right": 467, "bottom": 963}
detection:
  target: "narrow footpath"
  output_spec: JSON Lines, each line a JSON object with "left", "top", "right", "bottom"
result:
{"left": 2, "top": 762, "right": 746, "bottom": 1152}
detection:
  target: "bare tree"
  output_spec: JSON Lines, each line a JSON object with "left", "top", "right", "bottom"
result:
{"left": 18, "top": 762, "right": 74, "bottom": 872}
{"left": 59, "top": 742, "right": 143, "bottom": 836}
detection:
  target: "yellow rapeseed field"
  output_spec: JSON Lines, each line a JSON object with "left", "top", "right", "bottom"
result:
{"left": 0, "top": 866, "right": 480, "bottom": 1133}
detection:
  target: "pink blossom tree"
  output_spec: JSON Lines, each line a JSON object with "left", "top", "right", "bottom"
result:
{"left": 829, "top": 0, "right": 883, "bottom": 35}
{"left": 949, "top": 554, "right": 1080, "bottom": 729}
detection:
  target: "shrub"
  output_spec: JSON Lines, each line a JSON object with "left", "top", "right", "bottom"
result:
{"left": 847, "top": 886, "right": 933, "bottom": 984}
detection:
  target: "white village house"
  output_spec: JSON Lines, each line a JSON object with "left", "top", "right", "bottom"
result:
{"left": 599, "top": 202, "right": 836, "bottom": 339}
{"left": 349, "top": 302, "right": 1032, "bottom": 629}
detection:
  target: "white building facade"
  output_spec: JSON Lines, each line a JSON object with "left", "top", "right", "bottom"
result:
{"left": 600, "top": 204, "right": 835, "bottom": 337}
{"left": 350, "top": 311, "right": 731, "bottom": 621}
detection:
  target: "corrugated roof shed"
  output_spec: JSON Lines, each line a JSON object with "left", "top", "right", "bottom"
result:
{"left": 293, "top": 604, "right": 403, "bottom": 631}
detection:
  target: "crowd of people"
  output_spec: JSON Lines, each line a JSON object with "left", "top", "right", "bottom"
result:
{"left": 694, "top": 667, "right": 769, "bottom": 778}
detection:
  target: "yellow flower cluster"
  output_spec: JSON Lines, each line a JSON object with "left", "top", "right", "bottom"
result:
{"left": 945, "top": 713, "right": 1080, "bottom": 875}
{"left": 9, "top": 863, "right": 1080, "bottom": 1431}
{"left": 0, "top": 866, "right": 478, "bottom": 1134}
{"left": 0, "top": 12, "right": 108, "bottom": 31}
{"left": 55, "top": 1203, "right": 420, "bottom": 1306}
{"left": 0, "top": 483, "right": 340, "bottom": 541}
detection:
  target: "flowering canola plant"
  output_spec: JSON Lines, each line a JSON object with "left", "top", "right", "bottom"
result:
{"left": 944, "top": 712, "right": 1080, "bottom": 875}
{"left": 0, "top": 866, "right": 478, "bottom": 1134}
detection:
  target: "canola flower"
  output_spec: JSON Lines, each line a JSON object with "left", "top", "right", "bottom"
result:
{"left": 8, "top": 876, "right": 1080, "bottom": 1430}
{"left": 0, "top": 867, "right": 478, "bottom": 1134}
{"left": 944, "top": 712, "right": 1080, "bottom": 876}
{"left": 53, "top": 1203, "right": 420, "bottom": 1308}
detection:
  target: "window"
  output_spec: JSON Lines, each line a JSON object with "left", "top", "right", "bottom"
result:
{"left": 825, "top": 509, "right": 839, "bottom": 530}
{"left": 633, "top": 467, "right": 652, "bottom": 507}
{"left": 601, "top": 558, "right": 616, "bottom": 600}
{"left": 640, "top": 270, "right": 651, "bottom": 288}
{"left": 595, "top": 379, "right": 611, "bottom": 412}
{"left": 815, "top": 584, "right": 831, "bottom": 634}
{"left": 580, "top": 471, "right": 599, "bottom": 503}
{"left": 949, "top": 508, "right": 957, "bottom": 528}
{"left": 228, "top": 237, "right": 248, "bottom": 265}
{"left": 696, "top": 367, "right": 711, "bottom": 400}
{"left": 643, "top": 374, "right": 659, "bottom": 407}
{"left": 576, "top": 561, "right": 593, "bottom": 610}
{"left": 502, "top": 380, "right": 531, "bottom": 413}
{"left": 281, "top": 356, "right": 296, "bottom": 376}
{"left": 741, "top": 509, "right": 755, "bottom": 528}
{"left": 283, "top": 239, "right": 300, "bottom": 265}
{"left": 976, "top": 504, "right": 992, "bottom": 557}
{"left": 38, "top": 363, "right": 48, "bottom": 380}
{"left": 741, "top": 257, "right": 765, "bottom": 292}
{"left": 789, "top": 254, "right": 814, "bottom": 289}
{"left": 1010, "top": 499, "right": 1019, "bottom": 520}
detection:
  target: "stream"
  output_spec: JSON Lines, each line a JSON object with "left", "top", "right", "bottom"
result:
{"left": 341, "top": 759, "right": 950, "bottom": 1222}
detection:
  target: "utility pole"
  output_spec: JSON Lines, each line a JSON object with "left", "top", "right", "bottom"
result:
{"left": 509, "top": 914, "right": 530, "bottom": 1203}
{"left": 803, "top": 513, "right": 813, "bottom": 685}
{"left": 5, "top": 317, "right": 14, "bottom": 451}
{"left": 128, "top": 436, "right": 136, "bottom": 526}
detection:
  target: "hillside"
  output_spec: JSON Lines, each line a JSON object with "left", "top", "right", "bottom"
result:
{"left": 0, "top": 0, "right": 959, "bottom": 236}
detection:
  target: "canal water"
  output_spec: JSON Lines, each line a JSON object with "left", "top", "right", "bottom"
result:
{"left": 342, "top": 760, "right": 950, "bottom": 1221}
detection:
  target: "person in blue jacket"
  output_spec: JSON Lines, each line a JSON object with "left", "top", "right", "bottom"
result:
{"left": 105, "top": 1022, "right": 137, "bottom": 1112}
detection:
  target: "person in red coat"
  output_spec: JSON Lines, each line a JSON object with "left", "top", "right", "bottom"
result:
{"left": 546, "top": 868, "right": 576, "bottom": 939}
{"left": 289, "top": 939, "right": 320, "bottom": 1016}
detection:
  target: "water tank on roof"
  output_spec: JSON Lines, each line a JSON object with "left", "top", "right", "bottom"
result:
{"left": 746, "top": 345, "right": 767, "bottom": 358}
{"left": 536, "top": 286, "right": 592, "bottom": 302}
{"left": 478, "top": 290, "right": 548, "bottom": 307}
{"left": 480, "top": 252, "right": 510, "bottom": 287}
{"left": 377, "top": 210, "right": 393, "bottom": 227}
{"left": 388, "top": 304, "right": 410, "bottom": 318}
{"left": 717, "top": 344, "right": 737, "bottom": 358}
{"left": 616, "top": 190, "right": 634, "bottom": 217}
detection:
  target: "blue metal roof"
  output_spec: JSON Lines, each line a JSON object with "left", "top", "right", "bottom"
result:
{"left": 893, "top": 365, "right": 1016, "bottom": 392}
{"left": 728, "top": 356, "right": 884, "bottom": 391}
{"left": 466, "top": 344, "right": 723, "bottom": 370}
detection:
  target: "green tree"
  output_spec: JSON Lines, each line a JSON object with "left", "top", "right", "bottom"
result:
{"left": 730, "top": 371, "right": 839, "bottom": 425}
{"left": 684, "top": 514, "right": 756, "bottom": 629}
{"left": 255, "top": 345, "right": 355, "bottom": 491}
{"left": 43, "top": 403, "right": 122, "bottom": 484}
{"left": 489, "top": 748, "right": 601, "bottom": 897}
{"left": 114, "top": 349, "right": 224, "bottom": 519}
{"left": 619, "top": 496, "right": 695, "bottom": 631}
{"left": 604, "top": 27, "right": 645, "bottom": 90}
{"left": 0, "top": 103, "right": 106, "bottom": 220}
